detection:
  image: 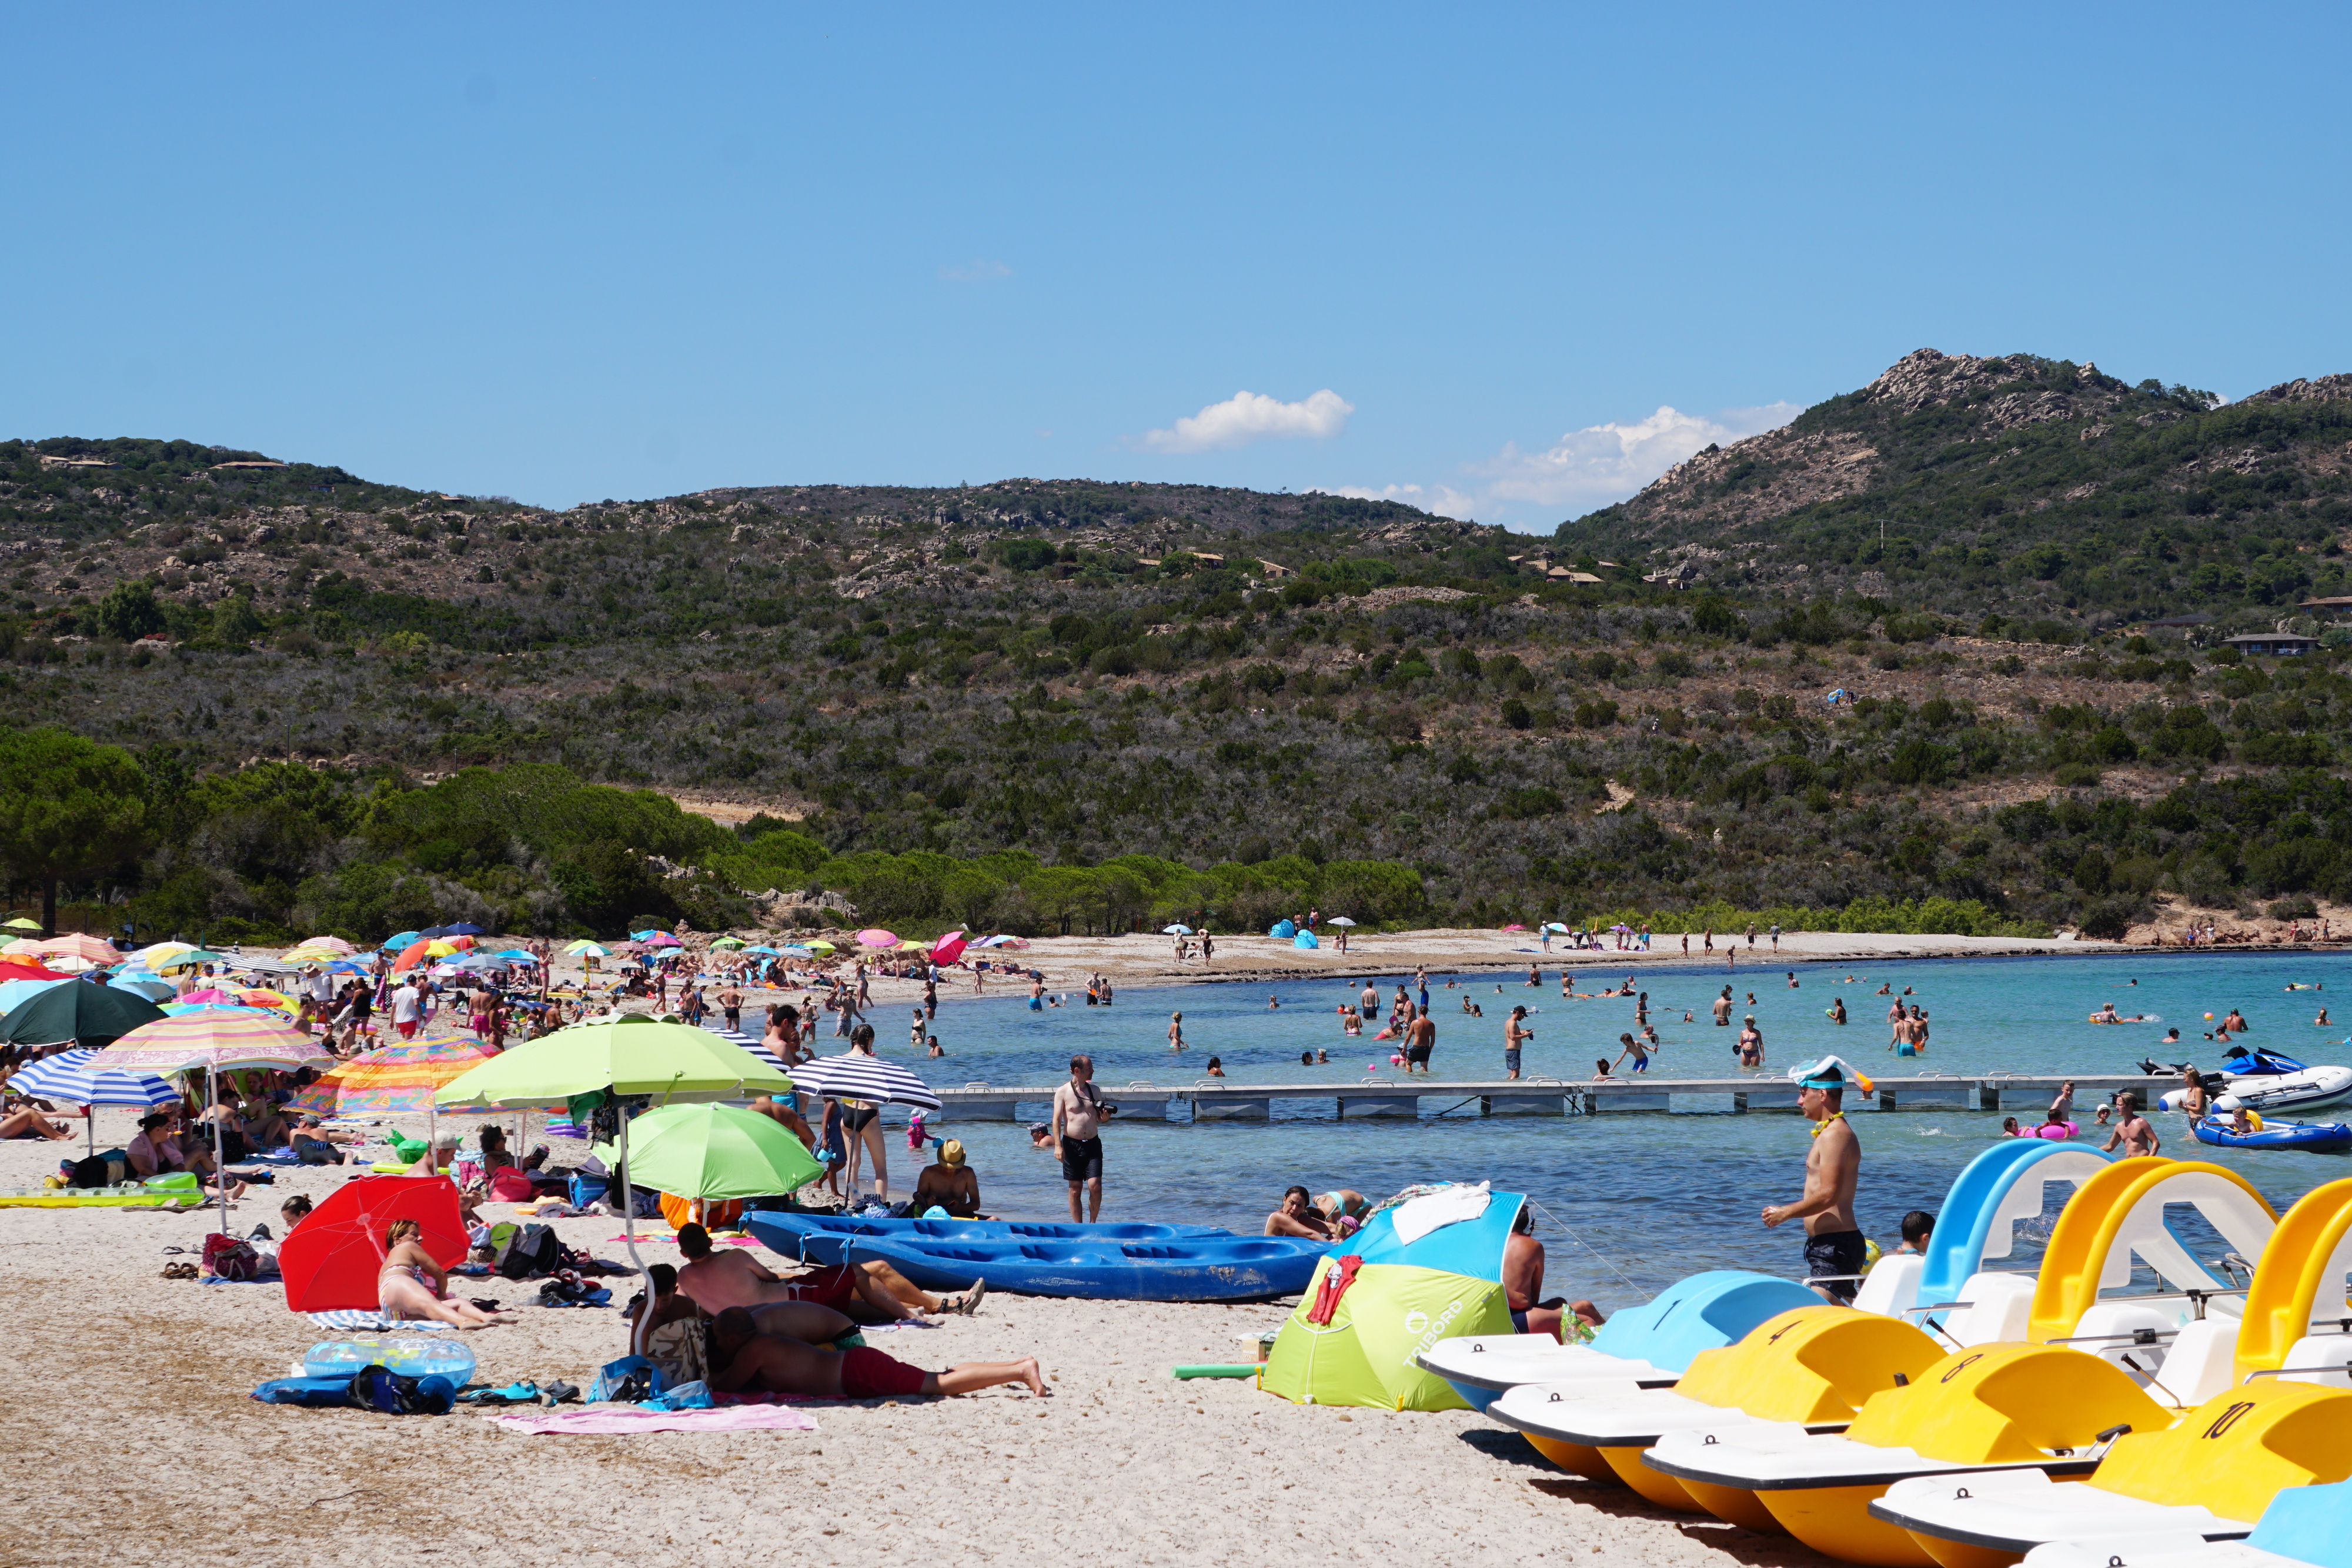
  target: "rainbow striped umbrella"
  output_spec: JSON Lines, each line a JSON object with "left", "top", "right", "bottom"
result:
{"left": 88, "top": 1009, "right": 332, "bottom": 1074}
{"left": 286, "top": 1031, "right": 499, "bottom": 1118}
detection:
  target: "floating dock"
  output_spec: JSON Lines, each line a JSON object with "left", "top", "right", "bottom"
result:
{"left": 931, "top": 1074, "right": 2166, "bottom": 1121}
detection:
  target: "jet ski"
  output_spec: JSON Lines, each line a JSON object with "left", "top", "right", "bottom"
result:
{"left": 2157, "top": 1048, "right": 2352, "bottom": 1116}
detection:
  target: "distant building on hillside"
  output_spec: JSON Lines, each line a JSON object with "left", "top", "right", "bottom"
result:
{"left": 2298, "top": 596, "right": 2352, "bottom": 617}
{"left": 209, "top": 460, "right": 287, "bottom": 471}
{"left": 38, "top": 454, "right": 114, "bottom": 470}
{"left": 2224, "top": 632, "right": 2318, "bottom": 657}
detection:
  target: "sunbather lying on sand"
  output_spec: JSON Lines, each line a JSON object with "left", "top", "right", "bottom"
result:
{"left": 709, "top": 1306, "right": 1046, "bottom": 1399}
{"left": 0, "top": 1105, "right": 74, "bottom": 1141}
{"left": 378, "top": 1219, "right": 514, "bottom": 1328}
{"left": 675, "top": 1222, "right": 983, "bottom": 1321}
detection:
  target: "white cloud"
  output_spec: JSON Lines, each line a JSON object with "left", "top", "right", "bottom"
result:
{"left": 1141, "top": 388, "right": 1354, "bottom": 453}
{"left": 1473, "top": 402, "right": 1802, "bottom": 511}
{"left": 940, "top": 259, "right": 1011, "bottom": 282}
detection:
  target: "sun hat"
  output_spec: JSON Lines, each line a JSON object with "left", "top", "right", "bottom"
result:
{"left": 939, "top": 1139, "right": 965, "bottom": 1168}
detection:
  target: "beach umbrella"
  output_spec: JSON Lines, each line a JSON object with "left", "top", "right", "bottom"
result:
{"left": 6, "top": 1048, "right": 181, "bottom": 1153}
{"left": 153, "top": 948, "right": 228, "bottom": 972}
{"left": 1329, "top": 917, "right": 1358, "bottom": 928}
{"left": 385, "top": 931, "right": 423, "bottom": 951}
{"left": 0, "top": 959, "right": 54, "bottom": 984}
{"left": 564, "top": 941, "right": 610, "bottom": 958}
{"left": 787, "top": 1051, "right": 943, "bottom": 1112}
{"left": 802, "top": 940, "right": 836, "bottom": 954}
{"left": 279, "top": 1176, "right": 466, "bottom": 1313}
{"left": 13, "top": 932, "right": 119, "bottom": 965}
{"left": 854, "top": 928, "right": 898, "bottom": 948}
{"left": 389, "top": 940, "right": 434, "bottom": 972}
{"left": 1501, "top": 923, "right": 1528, "bottom": 932}
{"left": 1162, "top": 924, "right": 1193, "bottom": 935}
{"left": 89, "top": 1008, "right": 333, "bottom": 1234}
{"left": 743, "top": 945, "right": 780, "bottom": 956}
{"left": 110, "top": 974, "right": 176, "bottom": 1002}
{"left": 710, "top": 937, "right": 746, "bottom": 950}
{"left": 435, "top": 1014, "right": 794, "bottom": 1313}
{"left": 2, "top": 917, "right": 42, "bottom": 932}
{"left": 0, "top": 977, "right": 65, "bottom": 1016}
{"left": 493, "top": 948, "right": 538, "bottom": 963}
{"left": 299, "top": 935, "right": 358, "bottom": 956}
{"left": 438, "top": 922, "right": 485, "bottom": 938}
{"left": 643, "top": 932, "right": 681, "bottom": 949}
{"left": 0, "top": 981, "right": 168, "bottom": 1051}
{"left": 326, "top": 959, "right": 368, "bottom": 975}
{"left": 1542, "top": 922, "right": 1569, "bottom": 933}
{"left": 602, "top": 1102, "right": 823, "bottom": 1203}
{"left": 133, "top": 940, "right": 193, "bottom": 965}
{"left": 288, "top": 1031, "right": 499, "bottom": 1131}
{"left": 931, "top": 931, "right": 968, "bottom": 967}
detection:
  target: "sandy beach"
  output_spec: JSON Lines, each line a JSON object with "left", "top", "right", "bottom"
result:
{"left": 0, "top": 1125, "right": 1834, "bottom": 1568}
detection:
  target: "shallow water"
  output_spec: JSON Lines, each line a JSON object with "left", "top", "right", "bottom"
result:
{"left": 818, "top": 948, "right": 2352, "bottom": 1310}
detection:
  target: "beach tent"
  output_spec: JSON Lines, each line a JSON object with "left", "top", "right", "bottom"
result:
{"left": 1293, "top": 931, "right": 1319, "bottom": 950}
{"left": 1269, "top": 919, "right": 1298, "bottom": 939}
{"left": 1260, "top": 1184, "right": 1520, "bottom": 1410}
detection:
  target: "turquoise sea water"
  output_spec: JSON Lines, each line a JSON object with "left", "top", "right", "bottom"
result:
{"left": 837, "top": 949, "right": 2352, "bottom": 1311}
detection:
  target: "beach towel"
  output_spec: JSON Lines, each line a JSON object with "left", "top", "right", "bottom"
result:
{"left": 487, "top": 1405, "right": 818, "bottom": 1436}
{"left": 1392, "top": 1182, "right": 1491, "bottom": 1245}
{"left": 305, "top": 1310, "right": 454, "bottom": 1332}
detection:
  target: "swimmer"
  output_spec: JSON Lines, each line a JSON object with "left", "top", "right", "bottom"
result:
{"left": 1875, "top": 983, "right": 1892, "bottom": 995}
{"left": 1787, "top": 972, "right": 1799, "bottom": 989}
{"left": 1267, "top": 995, "right": 1279, "bottom": 1010}
{"left": 1827, "top": 997, "right": 1847, "bottom": 1025}
{"left": 2319, "top": 1008, "right": 2333, "bottom": 1027}
{"left": 1168, "top": 1012, "right": 1185, "bottom": 1052}
{"left": 2092, "top": 1002, "right": 2122, "bottom": 1024}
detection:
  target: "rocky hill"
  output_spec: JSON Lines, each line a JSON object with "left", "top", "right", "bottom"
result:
{"left": 1556, "top": 349, "right": 2352, "bottom": 632}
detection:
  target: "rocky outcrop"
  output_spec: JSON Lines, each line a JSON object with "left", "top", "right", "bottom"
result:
{"left": 2245, "top": 374, "right": 2352, "bottom": 405}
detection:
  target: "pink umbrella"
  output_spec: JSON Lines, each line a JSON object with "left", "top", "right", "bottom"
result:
{"left": 855, "top": 928, "right": 899, "bottom": 948}
{"left": 931, "top": 931, "right": 968, "bottom": 966}
{"left": 1502, "top": 923, "right": 1528, "bottom": 932}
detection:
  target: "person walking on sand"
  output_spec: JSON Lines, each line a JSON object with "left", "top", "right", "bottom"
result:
{"left": 1504, "top": 1005, "right": 1534, "bottom": 1079}
{"left": 1052, "top": 1054, "right": 1111, "bottom": 1222}
{"left": 1763, "top": 1059, "right": 1865, "bottom": 1303}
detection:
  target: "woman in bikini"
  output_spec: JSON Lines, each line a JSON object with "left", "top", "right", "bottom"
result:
{"left": 377, "top": 1218, "right": 513, "bottom": 1328}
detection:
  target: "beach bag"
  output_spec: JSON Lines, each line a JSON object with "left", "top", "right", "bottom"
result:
{"left": 202, "top": 1233, "right": 262, "bottom": 1281}
{"left": 644, "top": 1319, "right": 711, "bottom": 1389}
{"left": 68, "top": 1155, "right": 111, "bottom": 1189}
{"left": 497, "top": 1222, "right": 565, "bottom": 1280}
{"left": 568, "top": 1174, "right": 604, "bottom": 1209}
{"left": 487, "top": 1167, "right": 537, "bottom": 1202}
{"left": 588, "top": 1354, "right": 669, "bottom": 1402}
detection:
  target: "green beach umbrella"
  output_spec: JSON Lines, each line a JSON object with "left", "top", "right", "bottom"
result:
{"left": 432, "top": 1013, "right": 791, "bottom": 1109}
{"left": 0, "top": 981, "right": 168, "bottom": 1050}
{"left": 433, "top": 1014, "right": 794, "bottom": 1313}
{"left": 599, "top": 1102, "right": 822, "bottom": 1202}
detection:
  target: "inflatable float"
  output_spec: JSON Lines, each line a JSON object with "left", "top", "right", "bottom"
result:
{"left": 745, "top": 1212, "right": 1226, "bottom": 1266}
{"left": 820, "top": 1232, "right": 1328, "bottom": 1302}
{"left": 2194, "top": 1114, "right": 2352, "bottom": 1154}
{"left": 1869, "top": 1380, "right": 2352, "bottom": 1565}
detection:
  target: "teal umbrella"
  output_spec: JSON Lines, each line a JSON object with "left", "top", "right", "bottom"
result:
{"left": 0, "top": 981, "right": 168, "bottom": 1050}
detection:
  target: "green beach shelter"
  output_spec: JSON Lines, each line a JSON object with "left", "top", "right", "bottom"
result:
{"left": 1260, "top": 1185, "right": 1521, "bottom": 1410}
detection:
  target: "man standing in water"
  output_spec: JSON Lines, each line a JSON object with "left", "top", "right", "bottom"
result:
{"left": 2104, "top": 1091, "right": 2161, "bottom": 1158}
{"left": 1051, "top": 1054, "right": 1111, "bottom": 1221}
{"left": 1763, "top": 1059, "right": 1865, "bottom": 1302}
{"left": 1405, "top": 1008, "right": 1436, "bottom": 1074}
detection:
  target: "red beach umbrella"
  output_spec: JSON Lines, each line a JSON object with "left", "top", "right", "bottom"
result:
{"left": 278, "top": 1176, "right": 467, "bottom": 1312}
{"left": 931, "top": 931, "right": 968, "bottom": 966}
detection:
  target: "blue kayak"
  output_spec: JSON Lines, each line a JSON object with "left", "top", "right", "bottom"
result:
{"left": 2192, "top": 1114, "right": 2352, "bottom": 1153}
{"left": 746, "top": 1213, "right": 1229, "bottom": 1267}
{"left": 823, "top": 1232, "right": 1331, "bottom": 1302}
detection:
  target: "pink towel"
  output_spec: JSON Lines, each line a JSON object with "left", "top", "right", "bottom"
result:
{"left": 489, "top": 1406, "right": 819, "bottom": 1435}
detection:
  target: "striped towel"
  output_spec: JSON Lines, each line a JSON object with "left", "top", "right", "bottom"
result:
{"left": 305, "top": 1310, "right": 455, "bottom": 1332}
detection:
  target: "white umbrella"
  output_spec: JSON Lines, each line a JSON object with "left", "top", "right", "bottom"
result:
{"left": 787, "top": 1051, "right": 943, "bottom": 1112}
{"left": 1327, "top": 917, "right": 1357, "bottom": 928}
{"left": 1543, "top": 922, "right": 1571, "bottom": 933}
{"left": 1162, "top": 924, "right": 1193, "bottom": 935}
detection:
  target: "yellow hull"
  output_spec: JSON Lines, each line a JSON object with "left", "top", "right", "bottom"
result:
{"left": 1759, "top": 1485, "right": 1935, "bottom": 1567}
{"left": 1912, "top": 1534, "right": 2020, "bottom": 1568}
{"left": 1676, "top": 1477, "right": 1785, "bottom": 1534}
{"left": 1600, "top": 1446, "right": 1704, "bottom": 1511}
{"left": 1522, "top": 1432, "right": 1613, "bottom": 1479}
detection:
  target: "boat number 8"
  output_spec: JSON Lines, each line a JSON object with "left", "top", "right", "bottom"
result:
{"left": 1940, "top": 1354, "right": 1983, "bottom": 1384}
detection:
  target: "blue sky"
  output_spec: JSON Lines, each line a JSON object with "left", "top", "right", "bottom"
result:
{"left": 7, "top": 5, "right": 2350, "bottom": 532}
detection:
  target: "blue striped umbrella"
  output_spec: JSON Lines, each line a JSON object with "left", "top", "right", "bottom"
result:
{"left": 8, "top": 1048, "right": 182, "bottom": 1155}
{"left": 786, "top": 1050, "right": 941, "bottom": 1111}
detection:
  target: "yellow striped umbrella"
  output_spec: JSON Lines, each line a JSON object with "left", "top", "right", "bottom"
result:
{"left": 286, "top": 1031, "right": 498, "bottom": 1118}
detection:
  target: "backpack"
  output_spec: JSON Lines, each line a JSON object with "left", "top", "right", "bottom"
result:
{"left": 497, "top": 1222, "right": 567, "bottom": 1280}
{"left": 346, "top": 1365, "right": 456, "bottom": 1415}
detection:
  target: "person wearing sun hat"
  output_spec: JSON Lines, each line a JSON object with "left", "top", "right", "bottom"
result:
{"left": 910, "top": 1137, "right": 984, "bottom": 1219}
{"left": 1762, "top": 1055, "right": 1867, "bottom": 1303}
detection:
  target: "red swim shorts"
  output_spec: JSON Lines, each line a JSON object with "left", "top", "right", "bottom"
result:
{"left": 780, "top": 1265, "right": 858, "bottom": 1311}
{"left": 837, "top": 1346, "right": 931, "bottom": 1399}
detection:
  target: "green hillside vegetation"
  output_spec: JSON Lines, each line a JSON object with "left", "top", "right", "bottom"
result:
{"left": 7, "top": 352, "right": 2352, "bottom": 945}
